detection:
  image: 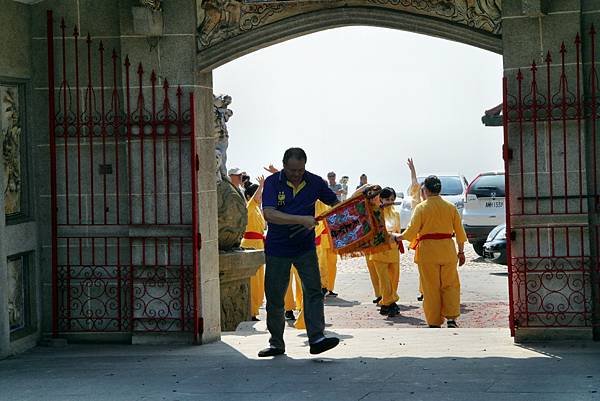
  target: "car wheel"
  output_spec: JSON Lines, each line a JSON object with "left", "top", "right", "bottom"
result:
{"left": 497, "top": 250, "right": 507, "bottom": 265}
{"left": 473, "top": 241, "right": 485, "bottom": 257}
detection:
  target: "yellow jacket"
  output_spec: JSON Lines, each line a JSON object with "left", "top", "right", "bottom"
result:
{"left": 315, "top": 200, "right": 332, "bottom": 249}
{"left": 369, "top": 206, "right": 401, "bottom": 263}
{"left": 240, "top": 196, "right": 265, "bottom": 250}
{"left": 409, "top": 182, "right": 422, "bottom": 210}
{"left": 402, "top": 196, "right": 467, "bottom": 264}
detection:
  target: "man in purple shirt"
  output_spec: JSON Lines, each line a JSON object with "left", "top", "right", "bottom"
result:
{"left": 258, "top": 147, "right": 340, "bottom": 357}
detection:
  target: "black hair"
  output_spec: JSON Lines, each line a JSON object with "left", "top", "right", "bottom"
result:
{"left": 360, "top": 174, "right": 367, "bottom": 178}
{"left": 380, "top": 187, "right": 396, "bottom": 200}
{"left": 283, "top": 147, "right": 307, "bottom": 164}
{"left": 244, "top": 183, "right": 259, "bottom": 200}
{"left": 424, "top": 175, "right": 442, "bottom": 194}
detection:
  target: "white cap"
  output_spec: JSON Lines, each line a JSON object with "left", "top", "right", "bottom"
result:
{"left": 228, "top": 167, "right": 242, "bottom": 176}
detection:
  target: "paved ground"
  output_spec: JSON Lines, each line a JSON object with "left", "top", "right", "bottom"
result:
{"left": 1, "top": 328, "right": 599, "bottom": 401}
{"left": 2, "top": 245, "right": 599, "bottom": 401}
{"left": 262, "top": 244, "right": 510, "bottom": 329}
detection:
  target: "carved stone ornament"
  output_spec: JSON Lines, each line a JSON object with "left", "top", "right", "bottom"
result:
{"left": 197, "top": 0, "right": 502, "bottom": 50}
{"left": 214, "top": 94, "right": 233, "bottom": 181}
{"left": 217, "top": 179, "right": 248, "bottom": 250}
{"left": 8, "top": 257, "right": 25, "bottom": 332}
{"left": 1, "top": 85, "right": 22, "bottom": 216}
{"left": 212, "top": 93, "right": 248, "bottom": 250}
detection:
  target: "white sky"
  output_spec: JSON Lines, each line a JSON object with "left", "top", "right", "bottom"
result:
{"left": 214, "top": 26, "right": 504, "bottom": 195}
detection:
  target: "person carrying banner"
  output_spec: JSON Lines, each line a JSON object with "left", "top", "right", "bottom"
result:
{"left": 259, "top": 147, "right": 340, "bottom": 357}
{"left": 368, "top": 187, "right": 403, "bottom": 317}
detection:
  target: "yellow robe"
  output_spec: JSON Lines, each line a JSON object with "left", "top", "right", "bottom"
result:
{"left": 402, "top": 195, "right": 468, "bottom": 326}
{"left": 240, "top": 196, "right": 265, "bottom": 318}
{"left": 284, "top": 267, "right": 302, "bottom": 312}
{"left": 409, "top": 182, "right": 424, "bottom": 295}
{"left": 315, "top": 201, "right": 338, "bottom": 291}
{"left": 368, "top": 207, "right": 401, "bottom": 306}
{"left": 366, "top": 257, "right": 380, "bottom": 298}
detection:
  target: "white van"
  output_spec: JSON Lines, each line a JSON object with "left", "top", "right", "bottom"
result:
{"left": 462, "top": 172, "right": 505, "bottom": 256}
{"left": 399, "top": 174, "right": 469, "bottom": 230}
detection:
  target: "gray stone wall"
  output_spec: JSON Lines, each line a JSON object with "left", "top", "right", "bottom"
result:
{"left": 0, "top": 0, "right": 38, "bottom": 358}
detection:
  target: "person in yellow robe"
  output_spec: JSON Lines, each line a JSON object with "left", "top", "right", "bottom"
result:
{"left": 368, "top": 187, "right": 402, "bottom": 317}
{"left": 315, "top": 200, "right": 338, "bottom": 297}
{"left": 241, "top": 176, "right": 266, "bottom": 321}
{"left": 407, "top": 158, "right": 425, "bottom": 301}
{"left": 284, "top": 267, "right": 302, "bottom": 320}
{"left": 397, "top": 175, "right": 467, "bottom": 328}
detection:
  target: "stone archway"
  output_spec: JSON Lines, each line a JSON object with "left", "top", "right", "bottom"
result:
{"left": 196, "top": 1, "right": 502, "bottom": 71}
{"left": 192, "top": 0, "right": 600, "bottom": 342}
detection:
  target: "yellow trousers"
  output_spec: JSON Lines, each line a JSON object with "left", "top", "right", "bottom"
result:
{"left": 372, "top": 260, "right": 400, "bottom": 306}
{"left": 366, "top": 257, "right": 381, "bottom": 298}
{"left": 419, "top": 262, "right": 461, "bottom": 326}
{"left": 284, "top": 266, "right": 302, "bottom": 311}
{"left": 318, "top": 246, "right": 338, "bottom": 291}
{"left": 250, "top": 265, "right": 265, "bottom": 317}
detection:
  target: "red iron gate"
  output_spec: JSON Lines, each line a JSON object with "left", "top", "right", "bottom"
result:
{"left": 503, "top": 27, "right": 600, "bottom": 335}
{"left": 46, "top": 11, "right": 200, "bottom": 340}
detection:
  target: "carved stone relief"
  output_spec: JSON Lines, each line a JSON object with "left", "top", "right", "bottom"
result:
{"left": 1, "top": 85, "right": 22, "bottom": 216}
{"left": 8, "top": 257, "right": 25, "bottom": 332}
{"left": 198, "top": 0, "right": 502, "bottom": 50}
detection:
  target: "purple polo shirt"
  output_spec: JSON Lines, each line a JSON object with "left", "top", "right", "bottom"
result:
{"left": 262, "top": 170, "right": 338, "bottom": 257}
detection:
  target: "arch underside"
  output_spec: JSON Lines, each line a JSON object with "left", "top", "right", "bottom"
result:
{"left": 197, "top": 5, "right": 502, "bottom": 71}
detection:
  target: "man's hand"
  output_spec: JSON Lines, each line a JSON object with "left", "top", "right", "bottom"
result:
{"left": 257, "top": 175, "right": 265, "bottom": 187}
{"left": 264, "top": 164, "right": 279, "bottom": 174}
{"left": 298, "top": 215, "right": 317, "bottom": 229}
{"left": 458, "top": 252, "right": 466, "bottom": 266}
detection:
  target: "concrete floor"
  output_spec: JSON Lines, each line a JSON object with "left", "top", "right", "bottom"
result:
{"left": 1, "top": 328, "right": 599, "bottom": 401}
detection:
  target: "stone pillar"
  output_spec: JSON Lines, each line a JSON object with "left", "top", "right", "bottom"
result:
{"left": 194, "top": 71, "right": 221, "bottom": 343}
{"left": 502, "top": 0, "right": 598, "bottom": 340}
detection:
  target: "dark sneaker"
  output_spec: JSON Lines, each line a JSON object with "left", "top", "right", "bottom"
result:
{"left": 379, "top": 305, "right": 390, "bottom": 315}
{"left": 417, "top": 294, "right": 424, "bottom": 302}
{"left": 447, "top": 320, "right": 458, "bottom": 328}
{"left": 309, "top": 337, "right": 340, "bottom": 355}
{"left": 285, "top": 310, "right": 295, "bottom": 320}
{"left": 429, "top": 325, "right": 441, "bottom": 328}
{"left": 322, "top": 287, "right": 328, "bottom": 296}
{"left": 258, "top": 347, "right": 285, "bottom": 357}
{"left": 251, "top": 316, "right": 260, "bottom": 321}
{"left": 372, "top": 296, "right": 382, "bottom": 304}
{"left": 326, "top": 291, "right": 338, "bottom": 298}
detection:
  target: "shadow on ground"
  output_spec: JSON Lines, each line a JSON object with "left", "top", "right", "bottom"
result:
{"left": 1, "top": 336, "right": 599, "bottom": 401}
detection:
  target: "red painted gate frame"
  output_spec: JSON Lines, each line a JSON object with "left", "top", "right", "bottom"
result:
{"left": 47, "top": 10, "right": 200, "bottom": 342}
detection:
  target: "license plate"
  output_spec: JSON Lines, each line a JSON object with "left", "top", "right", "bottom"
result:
{"left": 484, "top": 200, "right": 504, "bottom": 208}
